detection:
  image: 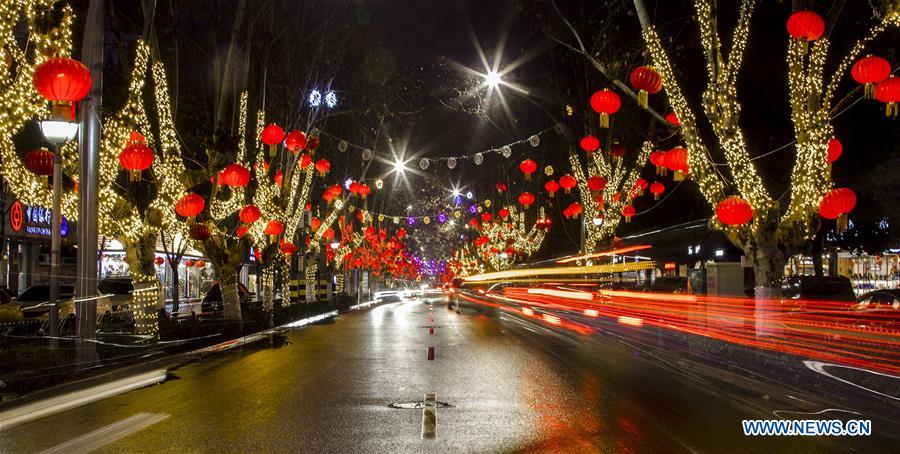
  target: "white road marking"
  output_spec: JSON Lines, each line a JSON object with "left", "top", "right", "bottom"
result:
{"left": 39, "top": 412, "right": 169, "bottom": 454}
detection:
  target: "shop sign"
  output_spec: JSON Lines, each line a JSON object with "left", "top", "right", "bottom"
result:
{"left": 9, "top": 200, "right": 67, "bottom": 237}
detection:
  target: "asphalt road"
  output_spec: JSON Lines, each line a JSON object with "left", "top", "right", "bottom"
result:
{"left": 1, "top": 294, "right": 895, "bottom": 453}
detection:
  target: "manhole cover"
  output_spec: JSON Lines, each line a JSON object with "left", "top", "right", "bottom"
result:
{"left": 388, "top": 401, "right": 454, "bottom": 409}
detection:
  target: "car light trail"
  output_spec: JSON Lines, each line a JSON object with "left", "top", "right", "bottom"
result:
{"left": 555, "top": 244, "right": 653, "bottom": 264}
{"left": 617, "top": 316, "right": 644, "bottom": 327}
{"left": 461, "top": 261, "right": 656, "bottom": 283}
{"left": 527, "top": 288, "right": 594, "bottom": 301}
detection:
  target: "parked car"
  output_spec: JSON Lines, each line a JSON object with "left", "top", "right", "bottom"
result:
{"left": 97, "top": 275, "right": 135, "bottom": 310}
{"left": 201, "top": 282, "right": 252, "bottom": 313}
{"left": 15, "top": 284, "right": 76, "bottom": 319}
{"left": 854, "top": 289, "right": 900, "bottom": 311}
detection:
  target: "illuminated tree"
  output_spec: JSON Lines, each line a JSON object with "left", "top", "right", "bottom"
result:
{"left": 471, "top": 205, "right": 551, "bottom": 271}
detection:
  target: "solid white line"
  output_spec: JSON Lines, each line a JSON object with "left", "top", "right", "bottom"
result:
{"left": 39, "top": 412, "right": 170, "bottom": 454}
{"left": 0, "top": 369, "right": 167, "bottom": 431}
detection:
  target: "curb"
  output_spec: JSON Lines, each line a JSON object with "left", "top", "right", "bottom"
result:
{"left": 0, "top": 301, "right": 382, "bottom": 429}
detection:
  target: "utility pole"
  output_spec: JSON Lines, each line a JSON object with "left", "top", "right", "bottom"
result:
{"left": 48, "top": 146, "right": 61, "bottom": 337}
{"left": 76, "top": 0, "right": 103, "bottom": 339}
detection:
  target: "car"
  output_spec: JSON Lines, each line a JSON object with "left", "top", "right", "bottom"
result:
{"left": 201, "top": 282, "right": 252, "bottom": 313}
{"left": 97, "top": 275, "right": 135, "bottom": 310}
{"left": 853, "top": 289, "right": 900, "bottom": 311}
{"left": 15, "top": 284, "right": 76, "bottom": 319}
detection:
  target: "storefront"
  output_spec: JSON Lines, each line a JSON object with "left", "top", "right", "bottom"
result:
{"left": 2, "top": 198, "right": 76, "bottom": 294}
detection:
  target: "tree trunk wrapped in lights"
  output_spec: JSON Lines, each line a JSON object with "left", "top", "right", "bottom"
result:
{"left": 623, "top": 0, "right": 899, "bottom": 294}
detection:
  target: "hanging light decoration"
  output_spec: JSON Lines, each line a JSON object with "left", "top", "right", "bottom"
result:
{"left": 33, "top": 57, "right": 92, "bottom": 120}
{"left": 580, "top": 135, "right": 600, "bottom": 155}
{"left": 261, "top": 124, "right": 285, "bottom": 157}
{"left": 495, "top": 181, "right": 507, "bottom": 192}
{"left": 236, "top": 225, "right": 250, "bottom": 238}
{"left": 851, "top": 55, "right": 891, "bottom": 99}
{"left": 306, "top": 136, "right": 320, "bottom": 155}
{"left": 24, "top": 148, "right": 55, "bottom": 184}
{"left": 239, "top": 205, "right": 261, "bottom": 224}
{"left": 323, "top": 228, "right": 336, "bottom": 241}
{"left": 280, "top": 240, "right": 298, "bottom": 256}
{"left": 274, "top": 170, "right": 284, "bottom": 187}
{"left": 559, "top": 174, "right": 577, "bottom": 194}
{"left": 519, "top": 159, "right": 537, "bottom": 180}
{"left": 544, "top": 180, "right": 559, "bottom": 198}
{"left": 632, "top": 178, "right": 648, "bottom": 196}
{"left": 359, "top": 184, "right": 371, "bottom": 199}
{"left": 589, "top": 89, "right": 621, "bottom": 128}
{"left": 665, "top": 112, "right": 680, "bottom": 126}
{"left": 189, "top": 223, "right": 211, "bottom": 241}
{"left": 819, "top": 188, "right": 856, "bottom": 233}
{"left": 666, "top": 147, "right": 689, "bottom": 181}
{"left": 419, "top": 158, "right": 430, "bottom": 170}
{"left": 119, "top": 132, "right": 154, "bottom": 182}
{"left": 649, "top": 182, "right": 665, "bottom": 200}
{"left": 826, "top": 137, "right": 842, "bottom": 168}
{"left": 786, "top": 10, "right": 825, "bottom": 53}
{"left": 716, "top": 196, "right": 754, "bottom": 226}
{"left": 154, "top": 257, "right": 164, "bottom": 266}
{"left": 608, "top": 142, "right": 626, "bottom": 160}
{"left": 176, "top": 193, "right": 205, "bottom": 223}
{"left": 586, "top": 175, "right": 607, "bottom": 194}
{"left": 315, "top": 158, "right": 331, "bottom": 177}
{"left": 284, "top": 130, "right": 306, "bottom": 153}
{"left": 264, "top": 220, "right": 285, "bottom": 242}
{"left": 518, "top": 192, "right": 535, "bottom": 208}
{"left": 629, "top": 66, "right": 663, "bottom": 108}
{"left": 501, "top": 145, "right": 512, "bottom": 158}
{"left": 498, "top": 208, "right": 510, "bottom": 219}
{"left": 621, "top": 205, "right": 636, "bottom": 223}
{"left": 528, "top": 135, "right": 540, "bottom": 147}
{"left": 447, "top": 157, "right": 457, "bottom": 169}
{"left": 874, "top": 76, "right": 900, "bottom": 118}
{"left": 566, "top": 202, "right": 583, "bottom": 219}
{"left": 649, "top": 150, "right": 667, "bottom": 176}
{"left": 219, "top": 163, "right": 251, "bottom": 187}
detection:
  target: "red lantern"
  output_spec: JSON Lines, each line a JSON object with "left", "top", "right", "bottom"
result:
{"left": 649, "top": 150, "right": 666, "bottom": 176}
{"left": 608, "top": 142, "right": 626, "bottom": 159}
{"left": 154, "top": 256, "right": 164, "bottom": 266}
{"left": 666, "top": 147, "right": 689, "bottom": 181}
{"left": 589, "top": 89, "right": 621, "bottom": 128}
{"left": 665, "top": 112, "right": 680, "bottom": 126}
{"left": 196, "top": 260, "right": 206, "bottom": 268}
{"left": 300, "top": 154, "right": 313, "bottom": 169}
{"left": 185, "top": 260, "right": 195, "bottom": 268}
{"left": 787, "top": 10, "right": 825, "bottom": 51}
{"left": 323, "top": 228, "right": 335, "bottom": 241}
{"left": 587, "top": 175, "right": 607, "bottom": 193}
{"left": 519, "top": 159, "right": 537, "bottom": 180}
{"left": 310, "top": 217, "right": 321, "bottom": 231}
{"left": 629, "top": 66, "right": 662, "bottom": 108}
{"left": 239, "top": 205, "right": 261, "bottom": 224}
{"left": 649, "top": 182, "right": 665, "bottom": 200}
{"left": 480, "top": 213, "right": 492, "bottom": 223}
{"left": 498, "top": 208, "right": 510, "bottom": 219}
{"left": 274, "top": 170, "right": 284, "bottom": 187}
{"left": 559, "top": 174, "right": 577, "bottom": 194}
{"left": 621, "top": 205, "right": 636, "bottom": 223}
{"left": 874, "top": 76, "right": 900, "bottom": 118}
{"left": 567, "top": 202, "right": 583, "bottom": 219}
{"left": 852, "top": 55, "right": 891, "bottom": 98}
{"left": 119, "top": 132, "right": 154, "bottom": 181}
{"left": 716, "top": 196, "right": 753, "bottom": 226}
{"left": 306, "top": 136, "right": 320, "bottom": 154}
{"left": 349, "top": 181, "right": 361, "bottom": 195}
{"left": 826, "top": 137, "right": 842, "bottom": 164}
{"left": 24, "top": 148, "right": 54, "bottom": 181}
{"left": 495, "top": 182, "right": 508, "bottom": 192}
{"left": 219, "top": 163, "right": 250, "bottom": 187}
{"left": 176, "top": 193, "right": 205, "bottom": 222}
{"left": 544, "top": 180, "right": 559, "bottom": 198}
{"left": 315, "top": 159, "right": 331, "bottom": 177}
{"left": 33, "top": 57, "right": 92, "bottom": 120}
{"left": 632, "top": 178, "right": 648, "bottom": 196}
{"left": 284, "top": 130, "right": 306, "bottom": 153}
{"left": 580, "top": 136, "right": 600, "bottom": 154}
{"left": 819, "top": 187, "right": 856, "bottom": 232}
{"left": 236, "top": 225, "right": 250, "bottom": 238}
{"left": 359, "top": 184, "right": 371, "bottom": 199}
{"left": 265, "top": 220, "right": 284, "bottom": 241}
{"left": 518, "top": 192, "right": 535, "bottom": 208}
{"left": 189, "top": 223, "right": 211, "bottom": 241}
{"left": 280, "top": 240, "right": 298, "bottom": 256}
{"left": 261, "top": 124, "right": 285, "bottom": 157}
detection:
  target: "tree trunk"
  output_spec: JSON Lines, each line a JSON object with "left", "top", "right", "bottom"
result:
{"left": 124, "top": 232, "right": 161, "bottom": 335}
{"left": 221, "top": 272, "right": 242, "bottom": 320}
{"left": 169, "top": 261, "right": 181, "bottom": 315}
{"left": 747, "top": 228, "right": 786, "bottom": 338}
{"left": 262, "top": 267, "right": 275, "bottom": 313}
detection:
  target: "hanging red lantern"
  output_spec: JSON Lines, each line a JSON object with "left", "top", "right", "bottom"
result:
{"left": 189, "top": 223, "right": 211, "bottom": 241}
{"left": 481, "top": 212, "right": 492, "bottom": 223}
{"left": 359, "top": 184, "right": 371, "bottom": 199}
{"left": 590, "top": 89, "right": 621, "bottom": 128}
{"left": 787, "top": 10, "right": 825, "bottom": 52}
{"left": 196, "top": 260, "right": 206, "bottom": 268}
{"left": 24, "top": 148, "right": 54, "bottom": 182}
{"left": 819, "top": 187, "right": 856, "bottom": 233}
{"left": 579, "top": 136, "right": 600, "bottom": 154}
{"left": 185, "top": 260, "right": 195, "bottom": 268}
{"left": 154, "top": 256, "right": 164, "bottom": 266}
{"left": 498, "top": 208, "right": 510, "bottom": 219}
{"left": 280, "top": 240, "right": 298, "bottom": 256}
{"left": 33, "top": 57, "right": 92, "bottom": 120}
{"left": 274, "top": 170, "right": 284, "bottom": 187}
{"left": 665, "top": 112, "right": 680, "bottom": 126}
{"left": 469, "top": 218, "right": 479, "bottom": 228}
{"left": 315, "top": 158, "right": 331, "bottom": 177}
{"left": 621, "top": 205, "right": 636, "bottom": 223}
{"left": 306, "top": 136, "right": 320, "bottom": 155}
{"left": 349, "top": 181, "right": 361, "bottom": 195}
{"left": 236, "top": 225, "right": 250, "bottom": 238}
{"left": 666, "top": 147, "right": 689, "bottom": 181}
{"left": 310, "top": 217, "right": 322, "bottom": 231}
{"left": 716, "top": 196, "right": 753, "bottom": 226}
{"left": 649, "top": 182, "right": 665, "bottom": 200}
{"left": 300, "top": 154, "right": 313, "bottom": 169}
{"left": 649, "top": 150, "right": 667, "bottom": 176}
{"left": 284, "top": 130, "right": 307, "bottom": 153}
{"left": 567, "top": 202, "right": 583, "bottom": 219}
{"left": 586, "top": 175, "right": 607, "bottom": 193}
{"left": 518, "top": 192, "right": 535, "bottom": 208}
{"left": 544, "top": 180, "right": 559, "bottom": 198}
{"left": 874, "top": 76, "right": 900, "bottom": 118}
{"left": 559, "top": 174, "right": 577, "bottom": 194}
{"left": 261, "top": 124, "right": 285, "bottom": 157}
{"left": 826, "top": 137, "right": 842, "bottom": 165}
{"left": 239, "top": 205, "right": 261, "bottom": 224}
{"left": 608, "top": 142, "right": 626, "bottom": 159}
{"left": 629, "top": 66, "right": 663, "bottom": 108}
{"left": 119, "top": 132, "right": 154, "bottom": 181}
{"left": 632, "top": 178, "right": 648, "bottom": 196}
{"left": 519, "top": 159, "right": 537, "bottom": 180}
{"left": 219, "top": 163, "right": 250, "bottom": 187}
{"left": 495, "top": 182, "right": 508, "bottom": 192}
{"left": 323, "top": 228, "right": 336, "bottom": 241}
{"left": 852, "top": 55, "right": 891, "bottom": 99}
{"left": 176, "top": 193, "right": 205, "bottom": 222}
{"left": 264, "top": 220, "right": 284, "bottom": 241}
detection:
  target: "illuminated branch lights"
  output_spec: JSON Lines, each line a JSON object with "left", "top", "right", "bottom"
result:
{"left": 149, "top": 60, "right": 190, "bottom": 240}
{"left": 238, "top": 91, "right": 248, "bottom": 157}
{"left": 305, "top": 263, "right": 317, "bottom": 302}
{"left": 131, "top": 272, "right": 160, "bottom": 335}
{"left": 642, "top": 27, "right": 724, "bottom": 206}
{"left": 474, "top": 206, "right": 547, "bottom": 271}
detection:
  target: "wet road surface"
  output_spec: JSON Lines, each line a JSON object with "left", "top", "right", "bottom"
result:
{"left": 1, "top": 295, "right": 894, "bottom": 452}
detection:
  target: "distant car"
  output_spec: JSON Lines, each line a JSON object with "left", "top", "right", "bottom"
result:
{"left": 201, "top": 282, "right": 252, "bottom": 313}
{"left": 854, "top": 289, "right": 900, "bottom": 311}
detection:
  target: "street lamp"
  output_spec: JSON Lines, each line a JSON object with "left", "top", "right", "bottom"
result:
{"left": 40, "top": 117, "right": 78, "bottom": 338}
{"left": 485, "top": 70, "right": 502, "bottom": 88}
